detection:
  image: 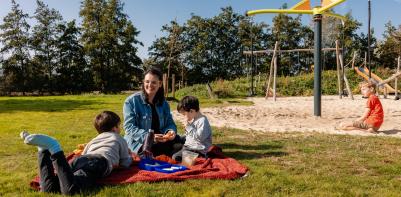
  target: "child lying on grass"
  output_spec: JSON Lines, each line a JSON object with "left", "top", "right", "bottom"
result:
{"left": 21, "top": 111, "right": 132, "bottom": 195}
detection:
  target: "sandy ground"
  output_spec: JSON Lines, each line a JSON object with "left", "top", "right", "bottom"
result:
{"left": 173, "top": 95, "right": 401, "bottom": 137}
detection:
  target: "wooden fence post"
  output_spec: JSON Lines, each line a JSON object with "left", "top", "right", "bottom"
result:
{"left": 206, "top": 83, "right": 216, "bottom": 99}
{"left": 172, "top": 74, "right": 176, "bottom": 98}
{"left": 163, "top": 74, "right": 168, "bottom": 97}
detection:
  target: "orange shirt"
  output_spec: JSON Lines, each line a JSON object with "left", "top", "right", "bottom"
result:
{"left": 365, "top": 94, "right": 384, "bottom": 128}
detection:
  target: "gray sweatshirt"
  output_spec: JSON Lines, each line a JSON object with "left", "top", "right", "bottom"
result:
{"left": 184, "top": 114, "right": 212, "bottom": 154}
{"left": 82, "top": 132, "right": 132, "bottom": 176}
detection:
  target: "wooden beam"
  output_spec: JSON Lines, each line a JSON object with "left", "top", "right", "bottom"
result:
{"left": 351, "top": 51, "right": 357, "bottom": 69}
{"left": 265, "top": 41, "right": 279, "bottom": 99}
{"left": 335, "top": 40, "right": 342, "bottom": 99}
{"left": 340, "top": 53, "right": 354, "bottom": 100}
{"left": 163, "top": 74, "right": 168, "bottom": 97}
{"left": 243, "top": 47, "right": 342, "bottom": 55}
{"left": 273, "top": 55, "right": 278, "bottom": 101}
{"left": 172, "top": 74, "right": 176, "bottom": 98}
{"left": 396, "top": 56, "right": 400, "bottom": 99}
{"left": 378, "top": 72, "right": 401, "bottom": 86}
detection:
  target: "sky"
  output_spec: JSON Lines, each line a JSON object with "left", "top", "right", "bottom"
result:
{"left": 1, "top": 0, "right": 401, "bottom": 60}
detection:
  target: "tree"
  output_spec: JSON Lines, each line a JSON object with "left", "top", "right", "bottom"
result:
{"left": 55, "top": 20, "right": 92, "bottom": 93}
{"left": 0, "top": 0, "right": 31, "bottom": 94}
{"left": 184, "top": 7, "right": 262, "bottom": 83}
{"left": 80, "top": 0, "right": 142, "bottom": 92}
{"left": 31, "top": 0, "right": 63, "bottom": 93}
{"left": 271, "top": 8, "right": 311, "bottom": 74}
{"left": 238, "top": 17, "right": 271, "bottom": 77}
{"left": 107, "top": 0, "right": 143, "bottom": 90}
{"left": 376, "top": 22, "right": 401, "bottom": 69}
{"left": 148, "top": 20, "right": 185, "bottom": 85}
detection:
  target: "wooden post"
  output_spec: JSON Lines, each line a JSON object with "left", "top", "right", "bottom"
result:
{"left": 206, "top": 83, "right": 216, "bottom": 99}
{"left": 181, "top": 63, "right": 184, "bottom": 89}
{"left": 396, "top": 56, "right": 400, "bottom": 99}
{"left": 344, "top": 74, "right": 354, "bottom": 100}
{"left": 273, "top": 55, "right": 278, "bottom": 101}
{"left": 340, "top": 54, "right": 354, "bottom": 100}
{"left": 364, "top": 52, "right": 367, "bottom": 67}
{"left": 172, "top": 74, "right": 176, "bottom": 98}
{"left": 335, "top": 40, "right": 342, "bottom": 99}
{"left": 351, "top": 51, "right": 357, "bottom": 69}
{"left": 384, "top": 87, "right": 388, "bottom": 99}
{"left": 166, "top": 73, "right": 170, "bottom": 98}
{"left": 266, "top": 41, "right": 279, "bottom": 99}
{"left": 246, "top": 55, "right": 249, "bottom": 80}
{"left": 163, "top": 74, "right": 168, "bottom": 97}
{"left": 377, "top": 71, "right": 401, "bottom": 86}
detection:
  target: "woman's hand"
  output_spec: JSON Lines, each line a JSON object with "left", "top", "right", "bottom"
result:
{"left": 154, "top": 134, "right": 166, "bottom": 143}
{"left": 154, "top": 130, "right": 176, "bottom": 143}
{"left": 164, "top": 130, "right": 176, "bottom": 141}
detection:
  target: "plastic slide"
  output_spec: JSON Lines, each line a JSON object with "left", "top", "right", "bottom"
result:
{"left": 354, "top": 66, "right": 397, "bottom": 94}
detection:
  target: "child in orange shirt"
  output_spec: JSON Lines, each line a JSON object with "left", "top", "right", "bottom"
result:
{"left": 338, "top": 81, "right": 384, "bottom": 133}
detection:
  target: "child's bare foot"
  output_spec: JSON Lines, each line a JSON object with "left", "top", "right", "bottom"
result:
{"left": 367, "top": 128, "right": 379, "bottom": 134}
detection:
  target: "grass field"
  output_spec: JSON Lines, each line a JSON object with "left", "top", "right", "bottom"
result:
{"left": 1, "top": 94, "right": 401, "bottom": 196}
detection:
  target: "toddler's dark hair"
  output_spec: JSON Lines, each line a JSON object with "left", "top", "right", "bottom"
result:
{"left": 94, "top": 111, "right": 121, "bottom": 133}
{"left": 177, "top": 96, "right": 200, "bottom": 112}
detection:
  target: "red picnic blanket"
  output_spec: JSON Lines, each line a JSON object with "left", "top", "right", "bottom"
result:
{"left": 30, "top": 146, "right": 248, "bottom": 190}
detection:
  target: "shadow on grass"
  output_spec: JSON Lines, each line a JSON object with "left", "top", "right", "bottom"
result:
{"left": 217, "top": 142, "right": 287, "bottom": 160}
{"left": 0, "top": 99, "right": 100, "bottom": 113}
{"left": 223, "top": 150, "right": 288, "bottom": 160}
{"left": 218, "top": 143, "right": 283, "bottom": 150}
{"left": 226, "top": 100, "right": 240, "bottom": 103}
{"left": 381, "top": 129, "right": 401, "bottom": 135}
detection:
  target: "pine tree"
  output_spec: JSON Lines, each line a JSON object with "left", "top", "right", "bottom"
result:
{"left": 31, "top": 0, "right": 63, "bottom": 93}
{"left": 80, "top": 0, "right": 142, "bottom": 92}
{"left": 0, "top": 0, "right": 31, "bottom": 94}
{"left": 56, "top": 20, "right": 92, "bottom": 93}
{"left": 106, "top": 0, "right": 142, "bottom": 91}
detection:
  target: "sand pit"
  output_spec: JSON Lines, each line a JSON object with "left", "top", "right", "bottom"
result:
{"left": 173, "top": 95, "right": 401, "bottom": 137}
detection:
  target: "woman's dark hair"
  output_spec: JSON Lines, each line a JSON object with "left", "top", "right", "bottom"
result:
{"left": 177, "top": 96, "right": 200, "bottom": 112}
{"left": 94, "top": 111, "right": 121, "bottom": 133}
{"left": 142, "top": 67, "right": 165, "bottom": 105}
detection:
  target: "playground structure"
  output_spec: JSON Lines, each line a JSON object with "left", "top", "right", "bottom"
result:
{"left": 243, "top": 42, "right": 349, "bottom": 101}
{"left": 246, "top": 0, "right": 347, "bottom": 116}
{"left": 354, "top": 56, "right": 401, "bottom": 99}
{"left": 355, "top": 67, "right": 396, "bottom": 93}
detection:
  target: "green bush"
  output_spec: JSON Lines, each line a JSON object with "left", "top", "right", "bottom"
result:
{"left": 175, "top": 69, "right": 400, "bottom": 99}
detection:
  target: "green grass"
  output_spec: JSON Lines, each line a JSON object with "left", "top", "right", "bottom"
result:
{"left": 2, "top": 95, "right": 401, "bottom": 196}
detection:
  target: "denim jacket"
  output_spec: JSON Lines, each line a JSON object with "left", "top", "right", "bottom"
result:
{"left": 123, "top": 92, "right": 177, "bottom": 153}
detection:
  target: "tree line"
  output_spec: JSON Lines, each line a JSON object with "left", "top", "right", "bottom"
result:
{"left": 0, "top": 0, "right": 142, "bottom": 94}
{"left": 1, "top": 1, "right": 401, "bottom": 95}
{"left": 147, "top": 5, "right": 401, "bottom": 85}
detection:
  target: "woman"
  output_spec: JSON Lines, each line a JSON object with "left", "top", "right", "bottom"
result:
{"left": 123, "top": 67, "right": 183, "bottom": 157}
